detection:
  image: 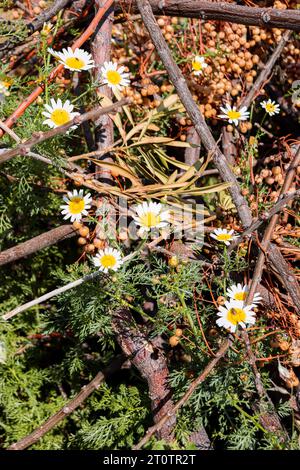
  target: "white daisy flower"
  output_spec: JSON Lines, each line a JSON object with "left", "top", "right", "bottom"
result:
{"left": 60, "top": 189, "right": 92, "bottom": 222}
{"left": 100, "top": 61, "right": 130, "bottom": 91}
{"left": 132, "top": 201, "right": 169, "bottom": 234}
{"left": 260, "top": 99, "right": 280, "bottom": 116}
{"left": 47, "top": 47, "right": 60, "bottom": 59}
{"left": 42, "top": 98, "right": 80, "bottom": 129}
{"left": 227, "top": 283, "right": 262, "bottom": 306}
{"left": 0, "top": 341, "right": 6, "bottom": 364}
{"left": 41, "top": 22, "right": 53, "bottom": 36}
{"left": 218, "top": 104, "right": 250, "bottom": 126}
{"left": 216, "top": 299, "right": 256, "bottom": 333}
{"left": 93, "top": 247, "right": 123, "bottom": 273}
{"left": 0, "top": 80, "right": 10, "bottom": 97}
{"left": 48, "top": 47, "right": 94, "bottom": 71}
{"left": 192, "top": 55, "right": 208, "bottom": 75}
{"left": 210, "top": 228, "right": 237, "bottom": 246}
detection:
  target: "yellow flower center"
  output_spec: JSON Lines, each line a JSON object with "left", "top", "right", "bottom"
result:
{"left": 217, "top": 233, "right": 232, "bottom": 241}
{"left": 140, "top": 211, "right": 161, "bottom": 228}
{"left": 192, "top": 61, "right": 203, "bottom": 71}
{"left": 51, "top": 109, "right": 71, "bottom": 126}
{"left": 100, "top": 254, "right": 117, "bottom": 269}
{"left": 69, "top": 197, "right": 85, "bottom": 214}
{"left": 0, "top": 80, "right": 10, "bottom": 89}
{"left": 234, "top": 292, "right": 247, "bottom": 301}
{"left": 227, "top": 307, "right": 246, "bottom": 326}
{"left": 265, "top": 103, "right": 275, "bottom": 113}
{"left": 65, "top": 57, "right": 86, "bottom": 70}
{"left": 106, "top": 70, "right": 122, "bottom": 85}
{"left": 227, "top": 110, "right": 241, "bottom": 120}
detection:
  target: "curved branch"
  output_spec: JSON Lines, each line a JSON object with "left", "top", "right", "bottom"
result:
{"left": 0, "top": 225, "right": 76, "bottom": 267}
{"left": 133, "top": 336, "right": 232, "bottom": 450}
{"left": 119, "top": 0, "right": 300, "bottom": 32}
{"left": 0, "top": 98, "right": 130, "bottom": 165}
{"left": 7, "top": 355, "right": 125, "bottom": 451}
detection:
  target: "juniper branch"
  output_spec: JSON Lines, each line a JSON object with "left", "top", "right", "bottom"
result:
{"left": 7, "top": 354, "right": 126, "bottom": 451}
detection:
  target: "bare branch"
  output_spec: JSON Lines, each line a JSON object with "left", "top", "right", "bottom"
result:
{"left": 240, "top": 30, "right": 292, "bottom": 110}
{"left": 136, "top": 0, "right": 252, "bottom": 228}
{"left": 241, "top": 330, "right": 288, "bottom": 440}
{"left": 268, "top": 245, "right": 300, "bottom": 314}
{"left": 246, "top": 146, "right": 300, "bottom": 309}
{"left": 118, "top": 1, "right": 300, "bottom": 32}
{"left": 113, "top": 308, "right": 176, "bottom": 441}
{"left": 0, "top": 0, "right": 72, "bottom": 59}
{"left": 0, "top": 225, "right": 76, "bottom": 267}
{"left": 7, "top": 355, "right": 125, "bottom": 450}
{"left": 228, "top": 189, "right": 300, "bottom": 252}
{"left": 0, "top": 98, "right": 130, "bottom": 165}
{"left": 91, "top": 0, "right": 115, "bottom": 182}
{"left": 2, "top": 271, "right": 101, "bottom": 321}
{"left": 133, "top": 336, "right": 232, "bottom": 450}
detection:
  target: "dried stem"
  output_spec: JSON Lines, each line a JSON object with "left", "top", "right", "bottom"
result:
{"left": 112, "top": 308, "right": 175, "bottom": 441}
{"left": 0, "top": 224, "right": 76, "bottom": 267}
{"left": 241, "top": 330, "right": 288, "bottom": 440}
{"left": 7, "top": 355, "right": 126, "bottom": 450}
{"left": 136, "top": 0, "right": 252, "bottom": 228}
{"left": 117, "top": 1, "right": 300, "bottom": 31}
{"left": 133, "top": 336, "right": 232, "bottom": 450}
{"left": 246, "top": 146, "right": 300, "bottom": 308}
{"left": 228, "top": 189, "right": 300, "bottom": 253}
{"left": 240, "top": 30, "right": 292, "bottom": 110}
{"left": 0, "top": 99, "right": 130, "bottom": 165}
{"left": 0, "top": 0, "right": 72, "bottom": 58}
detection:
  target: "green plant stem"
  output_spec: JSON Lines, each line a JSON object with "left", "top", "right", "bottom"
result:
{"left": 176, "top": 287, "right": 197, "bottom": 337}
{"left": 232, "top": 402, "right": 268, "bottom": 435}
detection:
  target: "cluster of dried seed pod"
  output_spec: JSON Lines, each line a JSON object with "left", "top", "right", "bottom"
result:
{"left": 169, "top": 327, "right": 183, "bottom": 347}
{"left": 72, "top": 221, "right": 106, "bottom": 253}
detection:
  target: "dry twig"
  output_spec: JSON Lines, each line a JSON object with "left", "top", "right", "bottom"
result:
{"left": 117, "top": 1, "right": 300, "bottom": 31}
{"left": 133, "top": 336, "right": 232, "bottom": 450}
{"left": 240, "top": 30, "right": 292, "bottom": 110}
{"left": 8, "top": 355, "right": 126, "bottom": 450}
{"left": 0, "top": 99, "right": 129, "bottom": 165}
{"left": 0, "top": 225, "right": 76, "bottom": 267}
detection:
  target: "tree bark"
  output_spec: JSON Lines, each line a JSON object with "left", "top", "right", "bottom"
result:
{"left": 0, "top": 225, "right": 76, "bottom": 266}
{"left": 117, "top": 0, "right": 300, "bottom": 32}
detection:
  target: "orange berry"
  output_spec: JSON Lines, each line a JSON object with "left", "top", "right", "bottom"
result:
{"left": 93, "top": 238, "right": 105, "bottom": 249}
{"left": 175, "top": 328, "right": 183, "bottom": 337}
{"left": 72, "top": 221, "right": 82, "bottom": 230}
{"left": 169, "top": 336, "right": 180, "bottom": 347}
{"left": 85, "top": 244, "right": 95, "bottom": 253}
{"left": 79, "top": 226, "right": 89, "bottom": 238}
{"left": 278, "top": 340, "right": 290, "bottom": 351}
